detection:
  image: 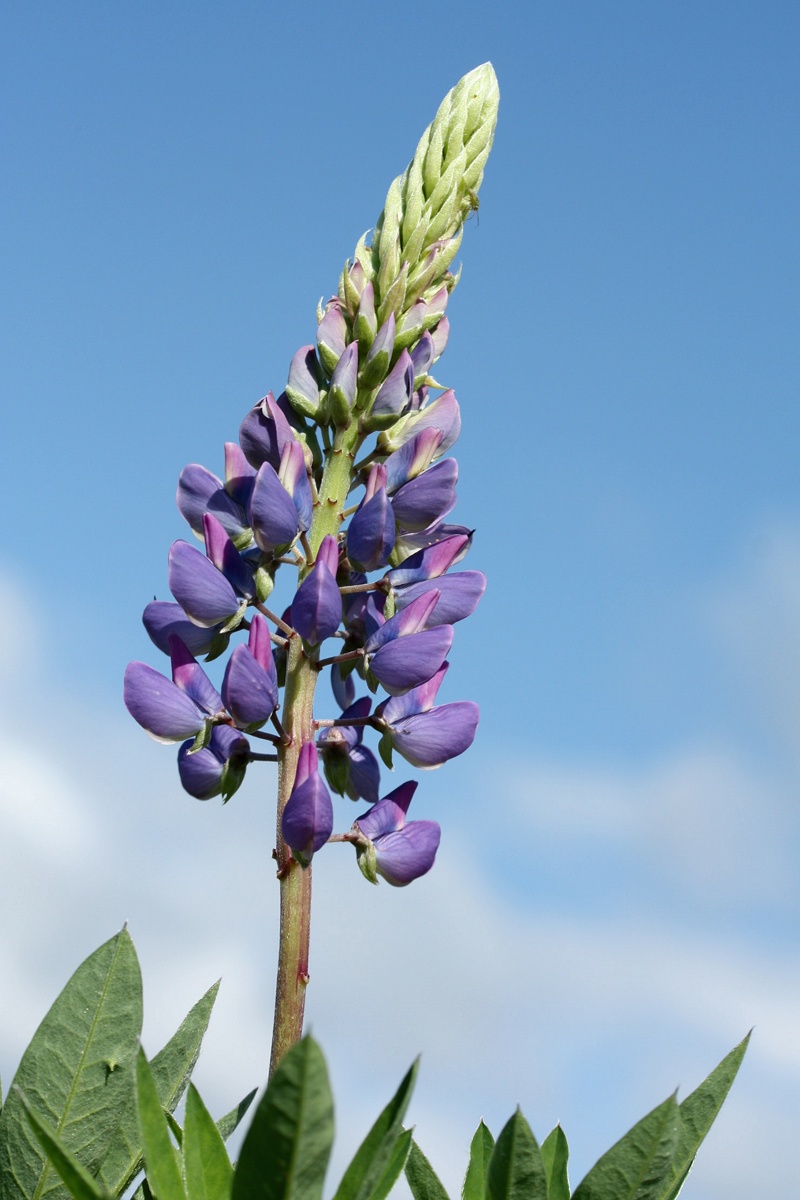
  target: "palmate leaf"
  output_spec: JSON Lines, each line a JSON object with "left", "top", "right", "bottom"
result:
{"left": 0, "top": 929, "right": 142, "bottom": 1200}
{"left": 486, "top": 1110, "right": 547, "bottom": 1200}
{"left": 332, "top": 1060, "right": 418, "bottom": 1200}
{"left": 231, "top": 1036, "right": 334, "bottom": 1200}
{"left": 462, "top": 1121, "right": 494, "bottom": 1200}
{"left": 404, "top": 1142, "right": 450, "bottom": 1200}
{"left": 97, "top": 982, "right": 220, "bottom": 1195}
{"left": 652, "top": 1034, "right": 750, "bottom": 1200}
{"left": 571, "top": 1096, "right": 680, "bottom": 1200}
{"left": 540, "top": 1126, "right": 569, "bottom": 1200}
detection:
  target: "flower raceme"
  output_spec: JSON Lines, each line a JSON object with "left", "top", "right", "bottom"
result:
{"left": 124, "top": 63, "right": 498, "bottom": 887}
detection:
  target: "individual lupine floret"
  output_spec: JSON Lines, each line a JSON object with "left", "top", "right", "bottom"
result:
{"left": 124, "top": 636, "right": 225, "bottom": 743}
{"left": 359, "top": 312, "right": 395, "bottom": 389}
{"left": 168, "top": 514, "right": 255, "bottom": 630}
{"left": 281, "top": 741, "right": 334, "bottom": 867}
{"left": 374, "top": 662, "right": 479, "bottom": 768}
{"left": 249, "top": 439, "right": 312, "bottom": 554}
{"left": 176, "top": 446, "right": 255, "bottom": 546}
{"left": 385, "top": 533, "right": 485, "bottom": 627}
{"left": 346, "top": 464, "right": 396, "bottom": 573}
{"left": 221, "top": 613, "right": 279, "bottom": 730}
{"left": 143, "top": 600, "right": 229, "bottom": 659}
{"left": 239, "top": 391, "right": 297, "bottom": 473}
{"left": 353, "top": 781, "right": 440, "bottom": 886}
{"left": 317, "top": 697, "right": 380, "bottom": 803}
{"left": 390, "top": 456, "right": 458, "bottom": 533}
{"left": 316, "top": 299, "right": 348, "bottom": 375}
{"left": 285, "top": 346, "right": 325, "bottom": 421}
{"left": 367, "top": 350, "right": 415, "bottom": 424}
{"left": 291, "top": 535, "right": 342, "bottom": 645}
{"left": 363, "top": 590, "right": 453, "bottom": 696}
{"left": 327, "top": 341, "right": 358, "bottom": 426}
{"left": 377, "top": 387, "right": 461, "bottom": 456}
{"left": 178, "top": 724, "right": 250, "bottom": 802}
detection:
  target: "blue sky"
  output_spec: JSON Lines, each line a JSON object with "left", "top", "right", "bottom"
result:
{"left": 2, "top": 4, "right": 799, "bottom": 1197}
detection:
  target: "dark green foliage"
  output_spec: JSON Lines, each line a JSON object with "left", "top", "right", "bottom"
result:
{"left": 405, "top": 1142, "right": 450, "bottom": 1200}
{"left": 231, "top": 1037, "right": 334, "bottom": 1200}
{"left": 540, "top": 1126, "right": 569, "bottom": 1200}
{"left": 571, "top": 1096, "right": 680, "bottom": 1200}
{"left": 462, "top": 1122, "right": 494, "bottom": 1200}
{"left": 333, "top": 1060, "right": 417, "bottom": 1200}
{"left": 486, "top": 1110, "right": 547, "bottom": 1200}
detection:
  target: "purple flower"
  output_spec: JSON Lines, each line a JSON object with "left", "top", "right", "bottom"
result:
{"left": 390, "top": 456, "right": 458, "bottom": 534}
{"left": 317, "top": 697, "right": 380, "bottom": 802}
{"left": 281, "top": 741, "right": 334, "bottom": 867}
{"left": 364, "top": 591, "right": 453, "bottom": 696}
{"left": 316, "top": 300, "right": 348, "bottom": 375}
{"left": 124, "top": 636, "right": 224, "bottom": 743}
{"left": 331, "top": 661, "right": 356, "bottom": 710}
{"left": 285, "top": 346, "right": 324, "bottom": 420}
{"left": 354, "top": 781, "right": 441, "bottom": 886}
{"left": 221, "top": 613, "right": 279, "bottom": 730}
{"left": 142, "top": 600, "right": 228, "bottom": 659}
{"left": 370, "top": 349, "right": 414, "bottom": 418}
{"left": 239, "top": 391, "right": 297, "bottom": 472}
{"left": 378, "top": 389, "right": 461, "bottom": 457}
{"left": 178, "top": 724, "right": 250, "bottom": 801}
{"left": 168, "top": 515, "right": 254, "bottom": 629}
{"left": 375, "top": 663, "right": 479, "bottom": 769}
{"left": 392, "top": 572, "right": 486, "bottom": 627}
{"left": 346, "top": 464, "right": 396, "bottom": 572}
{"left": 291, "top": 534, "right": 342, "bottom": 645}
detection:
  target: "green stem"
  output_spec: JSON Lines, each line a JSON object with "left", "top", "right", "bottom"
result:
{"left": 268, "top": 411, "right": 364, "bottom": 1076}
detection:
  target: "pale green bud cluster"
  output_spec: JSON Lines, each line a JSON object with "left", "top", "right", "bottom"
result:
{"left": 338, "top": 63, "right": 499, "bottom": 327}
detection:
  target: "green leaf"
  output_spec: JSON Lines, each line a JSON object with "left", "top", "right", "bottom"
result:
{"left": 97, "top": 981, "right": 220, "bottom": 1195}
{"left": 572, "top": 1096, "right": 680, "bottom": 1200}
{"left": 653, "top": 1034, "right": 750, "bottom": 1200}
{"left": 231, "top": 1036, "right": 334, "bottom": 1200}
{"left": 17, "top": 1095, "right": 110, "bottom": 1200}
{"left": 487, "top": 1110, "right": 547, "bottom": 1200}
{"left": 183, "top": 1085, "right": 233, "bottom": 1200}
{"left": 332, "top": 1059, "right": 418, "bottom": 1200}
{"left": 135, "top": 1048, "right": 185, "bottom": 1200}
{"left": 0, "top": 928, "right": 142, "bottom": 1200}
{"left": 540, "top": 1126, "right": 569, "bottom": 1200}
{"left": 215, "top": 1090, "right": 257, "bottom": 1143}
{"left": 404, "top": 1142, "right": 450, "bottom": 1200}
{"left": 462, "top": 1121, "right": 494, "bottom": 1200}
{"left": 368, "top": 1128, "right": 414, "bottom": 1200}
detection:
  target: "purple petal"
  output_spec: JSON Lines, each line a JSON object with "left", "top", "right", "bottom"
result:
{"left": 379, "top": 663, "right": 449, "bottom": 724}
{"left": 331, "top": 662, "right": 356, "bottom": 710}
{"left": 329, "top": 341, "right": 358, "bottom": 411}
{"left": 124, "top": 661, "right": 207, "bottom": 743}
{"left": 409, "top": 332, "right": 434, "bottom": 382}
{"left": 368, "top": 626, "right": 453, "bottom": 696}
{"left": 388, "top": 701, "right": 480, "bottom": 769}
{"left": 169, "top": 540, "right": 242, "bottom": 628}
{"left": 178, "top": 725, "right": 250, "bottom": 800}
{"left": 292, "top": 562, "right": 342, "bottom": 645}
{"left": 222, "top": 643, "right": 279, "bottom": 729}
{"left": 249, "top": 462, "right": 300, "bottom": 552}
{"left": 317, "top": 301, "right": 348, "bottom": 369}
{"left": 356, "top": 781, "right": 417, "bottom": 839}
{"left": 391, "top": 458, "right": 458, "bottom": 532}
{"left": 365, "top": 591, "right": 441, "bottom": 652}
{"left": 386, "top": 533, "right": 470, "bottom": 586}
{"left": 347, "top": 745, "right": 381, "bottom": 803}
{"left": 315, "top": 534, "right": 340, "bottom": 577}
{"left": 142, "top": 601, "right": 226, "bottom": 658}
{"left": 384, "top": 428, "right": 442, "bottom": 492}
{"left": 430, "top": 315, "right": 450, "bottom": 359}
{"left": 371, "top": 350, "right": 414, "bottom": 417}
{"left": 282, "top": 746, "right": 333, "bottom": 865}
{"left": 372, "top": 822, "right": 441, "bottom": 886}
{"left": 286, "top": 346, "right": 323, "bottom": 417}
{"left": 169, "top": 636, "right": 224, "bottom": 715}
{"left": 176, "top": 464, "right": 225, "bottom": 536}
{"left": 393, "top": 572, "right": 486, "bottom": 626}
{"left": 278, "top": 440, "right": 313, "bottom": 532}
{"left": 346, "top": 489, "right": 396, "bottom": 573}
{"left": 202, "top": 514, "right": 256, "bottom": 599}
{"left": 223, "top": 442, "right": 257, "bottom": 511}
{"left": 239, "top": 392, "right": 296, "bottom": 471}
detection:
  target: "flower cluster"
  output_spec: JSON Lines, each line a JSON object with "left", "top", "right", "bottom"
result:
{"left": 124, "top": 64, "right": 499, "bottom": 886}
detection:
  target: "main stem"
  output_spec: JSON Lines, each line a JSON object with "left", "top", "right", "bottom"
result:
{"left": 268, "top": 414, "right": 363, "bottom": 1076}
